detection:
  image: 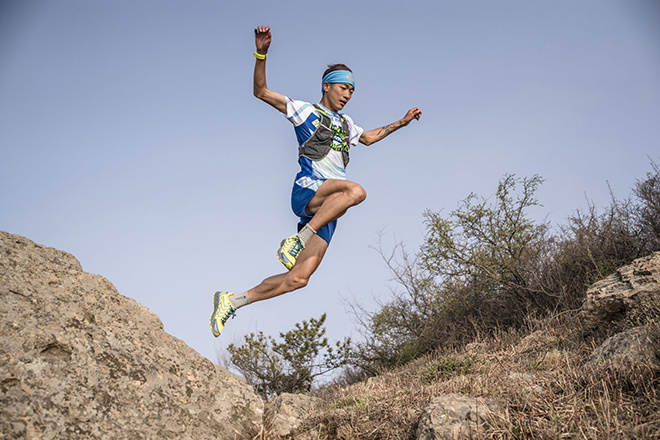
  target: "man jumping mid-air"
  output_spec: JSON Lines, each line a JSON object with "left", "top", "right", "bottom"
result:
{"left": 210, "top": 25, "right": 422, "bottom": 337}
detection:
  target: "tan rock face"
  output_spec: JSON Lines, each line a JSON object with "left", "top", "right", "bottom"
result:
{"left": 0, "top": 231, "right": 263, "bottom": 440}
{"left": 265, "top": 393, "right": 320, "bottom": 437}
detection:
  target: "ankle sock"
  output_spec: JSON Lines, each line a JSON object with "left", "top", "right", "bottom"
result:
{"left": 297, "top": 224, "right": 317, "bottom": 245}
{"left": 228, "top": 291, "right": 250, "bottom": 309}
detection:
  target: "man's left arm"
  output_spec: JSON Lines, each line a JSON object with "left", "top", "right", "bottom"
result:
{"left": 359, "top": 107, "right": 422, "bottom": 146}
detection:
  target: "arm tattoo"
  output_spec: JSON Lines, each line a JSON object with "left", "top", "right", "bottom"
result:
{"left": 377, "top": 120, "right": 405, "bottom": 139}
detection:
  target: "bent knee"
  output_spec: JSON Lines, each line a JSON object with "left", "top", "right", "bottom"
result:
{"left": 349, "top": 183, "right": 367, "bottom": 205}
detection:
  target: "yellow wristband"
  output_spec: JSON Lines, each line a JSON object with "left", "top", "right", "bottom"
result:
{"left": 253, "top": 51, "right": 267, "bottom": 60}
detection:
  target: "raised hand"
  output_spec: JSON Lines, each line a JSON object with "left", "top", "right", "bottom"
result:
{"left": 254, "top": 26, "right": 271, "bottom": 55}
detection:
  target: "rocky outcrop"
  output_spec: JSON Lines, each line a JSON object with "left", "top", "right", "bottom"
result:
{"left": 0, "top": 231, "right": 263, "bottom": 439}
{"left": 578, "top": 251, "right": 660, "bottom": 378}
{"left": 580, "top": 251, "right": 660, "bottom": 335}
{"left": 416, "top": 394, "right": 503, "bottom": 440}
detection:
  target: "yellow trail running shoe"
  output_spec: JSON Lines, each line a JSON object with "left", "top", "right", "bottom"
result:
{"left": 210, "top": 291, "right": 237, "bottom": 338}
{"left": 277, "top": 234, "right": 305, "bottom": 270}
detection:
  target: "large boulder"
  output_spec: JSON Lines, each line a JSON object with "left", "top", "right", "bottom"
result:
{"left": 580, "top": 251, "right": 660, "bottom": 335}
{"left": 0, "top": 231, "right": 263, "bottom": 439}
{"left": 416, "top": 394, "right": 503, "bottom": 440}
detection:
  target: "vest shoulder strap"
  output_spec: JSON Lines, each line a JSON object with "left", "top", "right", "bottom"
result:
{"left": 313, "top": 104, "right": 349, "bottom": 139}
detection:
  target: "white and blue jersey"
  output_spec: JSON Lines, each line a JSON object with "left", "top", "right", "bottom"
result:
{"left": 284, "top": 97, "right": 364, "bottom": 190}
{"left": 284, "top": 97, "right": 364, "bottom": 244}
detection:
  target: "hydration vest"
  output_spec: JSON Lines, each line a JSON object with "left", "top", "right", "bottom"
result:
{"left": 298, "top": 104, "right": 351, "bottom": 167}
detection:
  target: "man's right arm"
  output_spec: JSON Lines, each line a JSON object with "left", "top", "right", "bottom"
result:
{"left": 253, "top": 26, "right": 287, "bottom": 113}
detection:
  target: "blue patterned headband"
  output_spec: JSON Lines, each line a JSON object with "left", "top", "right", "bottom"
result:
{"left": 322, "top": 70, "right": 355, "bottom": 92}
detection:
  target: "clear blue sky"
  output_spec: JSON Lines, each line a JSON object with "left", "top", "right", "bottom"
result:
{"left": 2, "top": 0, "right": 659, "bottom": 366}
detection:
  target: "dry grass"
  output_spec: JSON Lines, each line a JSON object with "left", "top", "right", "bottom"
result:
{"left": 276, "top": 311, "right": 660, "bottom": 439}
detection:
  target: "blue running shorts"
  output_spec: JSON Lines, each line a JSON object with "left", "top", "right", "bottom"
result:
{"left": 291, "top": 181, "right": 337, "bottom": 244}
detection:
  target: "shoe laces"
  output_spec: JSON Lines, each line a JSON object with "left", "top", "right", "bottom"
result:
{"left": 286, "top": 237, "right": 304, "bottom": 257}
{"left": 220, "top": 306, "right": 237, "bottom": 325}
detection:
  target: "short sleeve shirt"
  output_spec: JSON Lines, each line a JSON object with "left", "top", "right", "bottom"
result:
{"left": 284, "top": 97, "right": 364, "bottom": 189}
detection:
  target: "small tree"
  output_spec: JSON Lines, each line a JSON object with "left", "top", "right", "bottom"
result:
{"left": 227, "top": 314, "right": 351, "bottom": 399}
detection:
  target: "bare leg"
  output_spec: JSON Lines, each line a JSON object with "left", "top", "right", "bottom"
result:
{"left": 248, "top": 180, "right": 365, "bottom": 303}
{"left": 247, "top": 234, "right": 328, "bottom": 303}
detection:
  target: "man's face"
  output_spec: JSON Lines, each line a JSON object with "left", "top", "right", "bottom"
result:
{"left": 322, "top": 82, "right": 354, "bottom": 112}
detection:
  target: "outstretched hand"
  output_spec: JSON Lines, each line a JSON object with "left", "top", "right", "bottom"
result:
{"left": 254, "top": 26, "right": 271, "bottom": 55}
{"left": 402, "top": 107, "right": 422, "bottom": 126}
{"left": 359, "top": 107, "right": 422, "bottom": 145}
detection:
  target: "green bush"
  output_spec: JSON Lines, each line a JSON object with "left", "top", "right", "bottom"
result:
{"left": 420, "top": 174, "right": 556, "bottom": 313}
{"left": 354, "top": 174, "right": 554, "bottom": 372}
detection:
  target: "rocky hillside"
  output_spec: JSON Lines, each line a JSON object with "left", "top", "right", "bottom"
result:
{"left": 0, "top": 231, "right": 263, "bottom": 439}
{"left": 2, "top": 231, "right": 659, "bottom": 439}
